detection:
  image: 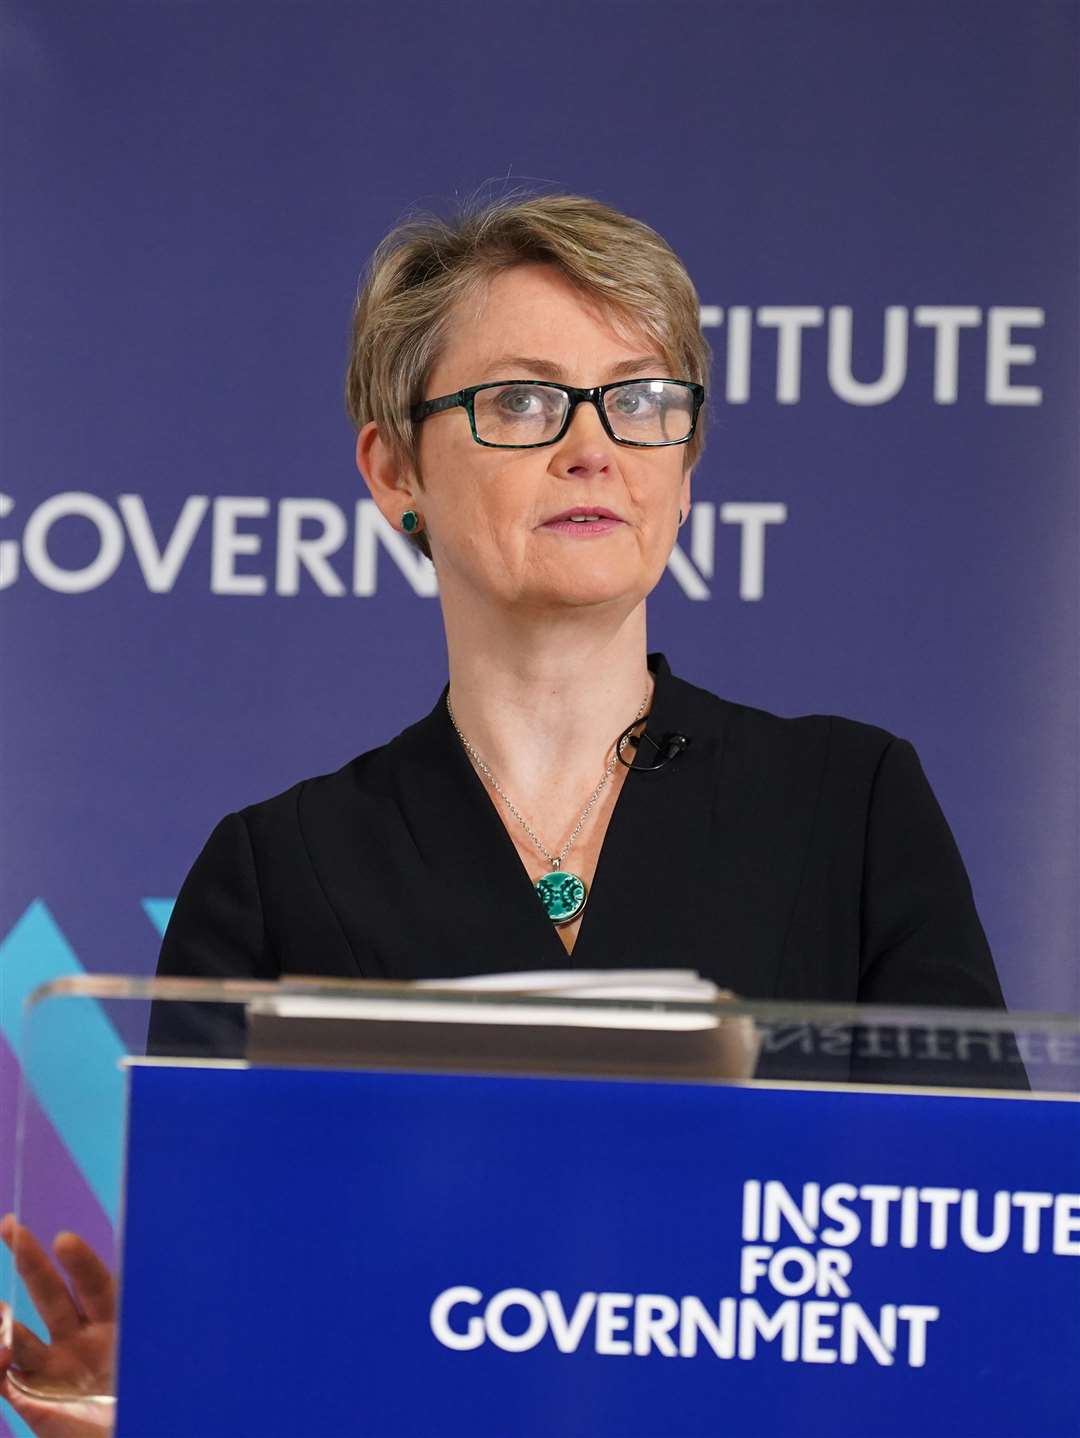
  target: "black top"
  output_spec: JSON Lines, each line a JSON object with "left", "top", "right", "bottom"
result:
{"left": 152, "top": 654, "right": 1007, "bottom": 1061}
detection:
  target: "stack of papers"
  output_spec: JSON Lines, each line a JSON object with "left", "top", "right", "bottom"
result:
{"left": 416, "top": 969, "right": 722, "bottom": 1003}
{"left": 248, "top": 971, "right": 758, "bottom": 1080}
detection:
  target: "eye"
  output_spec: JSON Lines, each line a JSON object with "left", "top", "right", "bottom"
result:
{"left": 497, "top": 386, "right": 549, "bottom": 416}
{"left": 611, "top": 383, "right": 662, "bottom": 416}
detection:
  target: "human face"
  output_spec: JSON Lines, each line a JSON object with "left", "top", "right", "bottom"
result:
{"left": 410, "top": 264, "right": 692, "bottom": 615}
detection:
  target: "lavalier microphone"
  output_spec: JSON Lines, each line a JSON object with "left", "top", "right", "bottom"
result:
{"left": 616, "top": 720, "right": 691, "bottom": 772}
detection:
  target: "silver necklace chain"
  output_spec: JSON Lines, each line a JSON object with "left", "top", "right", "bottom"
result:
{"left": 446, "top": 683, "right": 651, "bottom": 871}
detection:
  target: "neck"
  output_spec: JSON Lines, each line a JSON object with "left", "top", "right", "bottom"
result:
{"left": 443, "top": 599, "right": 652, "bottom": 805}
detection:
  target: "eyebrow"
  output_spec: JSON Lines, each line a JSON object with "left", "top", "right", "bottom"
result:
{"left": 474, "top": 355, "right": 669, "bottom": 383}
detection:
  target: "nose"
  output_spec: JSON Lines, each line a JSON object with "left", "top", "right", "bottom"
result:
{"left": 548, "top": 397, "right": 615, "bottom": 480}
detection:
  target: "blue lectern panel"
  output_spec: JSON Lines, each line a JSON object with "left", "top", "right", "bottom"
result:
{"left": 115, "top": 1067, "right": 1080, "bottom": 1437}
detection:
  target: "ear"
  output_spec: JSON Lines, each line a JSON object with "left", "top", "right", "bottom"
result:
{"left": 355, "top": 422, "right": 420, "bottom": 531}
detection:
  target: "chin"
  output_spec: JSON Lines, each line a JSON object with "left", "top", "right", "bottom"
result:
{"left": 522, "top": 572, "right": 650, "bottom": 613}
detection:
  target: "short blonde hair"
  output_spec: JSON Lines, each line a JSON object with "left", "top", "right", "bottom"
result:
{"left": 345, "top": 193, "right": 711, "bottom": 558}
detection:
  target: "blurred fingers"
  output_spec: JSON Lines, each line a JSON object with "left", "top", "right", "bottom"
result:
{"left": 1, "top": 1219, "right": 81, "bottom": 1339}
{"left": 1, "top": 1301, "right": 51, "bottom": 1374}
{"left": 53, "top": 1233, "right": 115, "bottom": 1326}
{"left": 8, "top": 1318, "right": 50, "bottom": 1371}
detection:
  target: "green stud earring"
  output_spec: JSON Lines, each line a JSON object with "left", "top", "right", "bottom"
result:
{"left": 401, "top": 510, "right": 421, "bottom": 533}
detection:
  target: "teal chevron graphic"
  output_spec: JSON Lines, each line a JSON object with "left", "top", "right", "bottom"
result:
{"left": 0, "top": 901, "right": 131, "bottom": 1438}
{"left": 0, "top": 902, "right": 125, "bottom": 1222}
{"left": 0, "top": 899, "right": 183, "bottom": 1434}
{"left": 0, "top": 1190, "right": 50, "bottom": 1438}
{"left": 141, "top": 898, "right": 175, "bottom": 939}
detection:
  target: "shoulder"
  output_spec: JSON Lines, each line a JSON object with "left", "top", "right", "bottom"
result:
{"left": 230, "top": 742, "right": 391, "bottom": 839}
{"left": 228, "top": 706, "right": 440, "bottom": 845}
{"left": 667, "top": 665, "right": 901, "bottom": 788}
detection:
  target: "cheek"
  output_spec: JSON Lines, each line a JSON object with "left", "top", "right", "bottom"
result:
{"left": 423, "top": 445, "right": 531, "bottom": 567}
{"left": 628, "top": 459, "right": 687, "bottom": 525}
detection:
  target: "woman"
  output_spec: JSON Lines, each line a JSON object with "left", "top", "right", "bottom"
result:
{"left": 151, "top": 192, "right": 1006, "bottom": 1054}
{"left": 1, "top": 191, "right": 1011, "bottom": 1438}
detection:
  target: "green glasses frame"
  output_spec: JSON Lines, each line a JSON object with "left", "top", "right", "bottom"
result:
{"left": 411, "top": 379, "right": 706, "bottom": 450}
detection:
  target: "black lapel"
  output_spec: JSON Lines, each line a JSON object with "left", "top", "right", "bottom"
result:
{"left": 576, "top": 655, "right": 827, "bottom": 999}
{"left": 570, "top": 653, "right": 724, "bottom": 971}
{"left": 683, "top": 689, "right": 829, "bottom": 1000}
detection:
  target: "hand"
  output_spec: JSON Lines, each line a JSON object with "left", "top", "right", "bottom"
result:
{"left": 0, "top": 1214, "right": 115, "bottom": 1438}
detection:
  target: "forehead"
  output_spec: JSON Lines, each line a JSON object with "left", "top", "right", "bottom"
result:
{"left": 432, "top": 263, "right": 662, "bottom": 385}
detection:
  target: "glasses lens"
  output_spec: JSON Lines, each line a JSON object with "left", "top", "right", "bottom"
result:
{"left": 604, "top": 381, "right": 696, "bottom": 444}
{"left": 472, "top": 383, "right": 569, "bottom": 445}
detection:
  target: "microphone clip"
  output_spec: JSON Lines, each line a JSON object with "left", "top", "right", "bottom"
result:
{"left": 616, "top": 720, "right": 691, "bottom": 772}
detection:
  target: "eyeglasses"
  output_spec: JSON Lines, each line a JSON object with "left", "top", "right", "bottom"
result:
{"left": 411, "top": 379, "right": 705, "bottom": 449}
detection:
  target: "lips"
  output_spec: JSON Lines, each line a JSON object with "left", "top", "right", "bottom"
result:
{"left": 542, "top": 507, "right": 623, "bottom": 525}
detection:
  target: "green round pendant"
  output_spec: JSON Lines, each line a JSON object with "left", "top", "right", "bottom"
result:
{"left": 536, "top": 869, "right": 588, "bottom": 926}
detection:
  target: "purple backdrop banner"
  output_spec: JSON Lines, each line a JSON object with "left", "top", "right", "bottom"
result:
{"left": 1, "top": 3, "right": 1077, "bottom": 1430}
